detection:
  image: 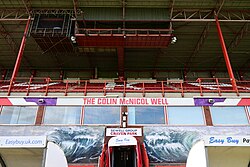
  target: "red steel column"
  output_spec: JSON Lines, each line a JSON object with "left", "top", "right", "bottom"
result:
{"left": 8, "top": 16, "right": 31, "bottom": 95}
{"left": 117, "top": 47, "right": 125, "bottom": 81}
{"left": 215, "top": 15, "right": 237, "bottom": 90}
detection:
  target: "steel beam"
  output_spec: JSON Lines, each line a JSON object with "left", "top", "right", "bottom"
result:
{"left": 152, "top": 49, "right": 164, "bottom": 78}
{"left": 10, "top": 17, "right": 31, "bottom": 82}
{"left": 72, "top": 0, "right": 81, "bottom": 34}
{"left": 169, "top": 0, "right": 175, "bottom": 30}
{"left": 0, "top": 22, "right": 32, "bottom": 67}
{"left": 240, "top": 58, "right": 250, "bottom": 70}
{"left": 172, "top": 10, "right": 213, "bottom": 20}
{"left": 0, "top": 10, "right": 28, "bottom": 21}
{"left": 228, "top": 23, "right": 249, "bottom": 51}
{"left": 122, "top": 0, "right": 126, "bottom": 29}
{"left": 172, "top": 9, "right": 250, "bottom": 22}
{"left": 117, "top": 47, "right": 125, "bottom": 80}
{"left": 42, "top": 37, "right": 68, "bottom": 54}
{"left": 0, "top": 9, "right": 77, "bottom": 21}
{"left": 73, "top": 0, "right": 79, "bottom": 18}
{"left": 0, "top": 23, "right": 17, "bottom": 54}
{"left": 22, "top": 0, "right": 32, "bottom": 15}
{"left": 31, "top": 9, "right": 78, "bottom": 16}
{"left": 53, "top": 53, "right": 64, "bottom": 69}
{"left": 83, "top": 51, "right": 94, "bottom": 77}
{"left": 43, "top": 38, "right": 64, "bottom": 69}
{"left": 215, "top": 15, "right": 237, "bottom": 90}
{"left": 8, "top": 17, "right": 31, "bottom": 95}
{"left": 185, "top": 22, "right": 210, "bottom": 69}
{"left": 213, "top": 22, "right": 249, "bottom": 70}
{"left": 215, "top": 0, "right": 225, "bottom": 15}
{"left": 0, "top": 8, "right": 250, "bottom": 22}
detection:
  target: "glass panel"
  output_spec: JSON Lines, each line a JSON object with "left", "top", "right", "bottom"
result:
{"left": 0, "top": 106, "right": 38, "bottom": 124}
{"left": 43, "top": 106, "right": 82, "bottom": 124}
{"left": 84, "top": 106, "right": 120, "bottom": 124}
{"left": 167, "top": 107, "right": 204, "bottom": 125}
{"left": 248, "top": 107, "right": 250, "bottom": 120}
{"left": 210, "top": 106, "right": 248, "bottom": 125}
{"left": 128, "top": 106, "right": 165, "bottom": 124}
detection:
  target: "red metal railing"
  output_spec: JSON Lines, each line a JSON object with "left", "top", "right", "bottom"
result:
{"left": 76, "top": 28, "right": 173, "bottom": 36}
{"left": 1, "top": 77, "right": 249, "bottom": 97}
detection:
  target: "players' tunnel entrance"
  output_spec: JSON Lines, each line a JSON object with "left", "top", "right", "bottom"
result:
{"left": 98, "top": 127, "right": 149, "bottom": 167}
{"left": 108, "top": 136, "right": 139, "bottom": 167}
{"left": 111, "top": 145, "right": 137, "bottom": 167}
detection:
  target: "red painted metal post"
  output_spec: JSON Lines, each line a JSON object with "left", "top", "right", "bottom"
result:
{"left": 123, "top": 80, "right": 126, "bottom": 97}
{"left": 11, "top": 16, "right": 31, "bottom": 81}
{"left": 26, "top": 76, "right": 33, "bottom": 96}
{"left": 215, "top": 78, "right": 221, "bottom": 96}
{"left": 64, "top": 81, "right": 69, "bottom": 96}
{"left": 180, "top": 81, "right": 184, "bottom": 97}
{"left": 84, "top": 80, "right": 88, "bottom": 96}
{"left": 161, "top": 81, "right": 165, "bottom": 97}
{"left": 103, "top": 81, "right": 107, "bottom": 96}
{"left": 197, "top": 78, "right": 203, "bottom": 96}
{"left": 215, "top": 15, "right": 237, "bottom": 91}
{"left": 44, "top": 77, "right": 50, "bottom": 96}
{"left": 117, "top": 47, "right": 125, "bottom": 81}
{"left": 8, "top": 16, "right": 31, "bottom": 95}
{"left": 142, "top": 82, "right": 145, "bottom": 97}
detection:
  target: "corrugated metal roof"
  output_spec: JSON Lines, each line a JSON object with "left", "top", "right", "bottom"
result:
{"left": 0, "top": 0, "right": 250, "bottom": 78}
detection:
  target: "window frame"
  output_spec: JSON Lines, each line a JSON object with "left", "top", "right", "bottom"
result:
{"left": 246, "top": 106, "right": 250, "bottom": 124}
{"left": 166, "top": 106, "right": 206, "bottom": 126}
{"left": 210, "top": 106, "right": 249, "bottom": 126}
{"left": 42, "top": 106, "right": 83, "bottom": 125}
{"left": 82, "top": 105, "right": 121, "bottom": 125}
{"left": 0, "top": 105, "right": 38, "bottom": 125}
{"left": 0, "top": 104, "right": 249, "bottom": 126}
{"left": 127, "top": 106, "right": 167, "bottom": 126}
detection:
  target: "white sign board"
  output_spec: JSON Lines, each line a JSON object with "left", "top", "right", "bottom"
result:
{"left": 204, "top": 136, "right": 250, "bottom": 146}
{"left": 0, "top": 136, "right": 46, "bottom": 148}
{"left": 108, "top": 136, "right": 137, "bottom": 147}
{"left": 82, "top": 98, "right": 168, "bottom": 106}
{"left": 106, "top": 128, "right": 142, "bottom": 136}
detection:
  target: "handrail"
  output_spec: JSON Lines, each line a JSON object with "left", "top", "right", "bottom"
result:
{"left": 76, "top": 28, "right": 173, "bottom": 36}
{"left": 215, "top": 78, "right": 221, "bottom": 96}
{"left": 1, "top": 77, "right": 250, "bottom": 97}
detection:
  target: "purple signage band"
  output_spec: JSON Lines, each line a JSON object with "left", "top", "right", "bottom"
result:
{"left": 24, "top": 97, "right": 57, "bottom": 106}
{"left": 194, "top": 98, "right": 226, "bottom": 106}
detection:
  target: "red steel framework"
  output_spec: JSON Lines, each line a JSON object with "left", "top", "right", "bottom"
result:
{"left": 7, "top": 16, "right": 31, "bottom": 96}
{"left": 75, "top": 28, "right": 173, "bottom": 48}
{"left": 1, "top": 77, "right": 249, "bottom": 97}
{"left": 215, "top": 15, "right": 238, "bottom": 91}
{"left": 2, "top": 14, "right": 248, "bottom": 96}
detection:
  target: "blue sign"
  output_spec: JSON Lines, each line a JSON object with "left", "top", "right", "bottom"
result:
{"left": 205, "top": 136, "right": 250, "bottom": 146}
